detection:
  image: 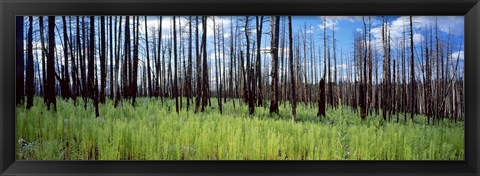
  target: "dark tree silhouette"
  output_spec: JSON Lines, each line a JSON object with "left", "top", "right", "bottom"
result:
{"left": 26, "top": 16, "right": 34, "bottom": 109}
{"left": 16, "top": 17, "right": 24, "bottom": 106}
{"left": 288, "top": 16, "right": 296, "bottom": 122}
{"left": 100, "top": 16, "right": 106, "bottom": 103}
{"left": 269, "top": 16, "right": 280, "bottom": 114}
{"left": 187, "top": 16, "right": 193, "bottom": 110}
{"left": 47, "top": 16, "right": 57, "bottom": 111}
{"left": 255, "top": 16, "right": 264, "bottom": 107}
{"left": 60, "top": 16, "right": 71, "bottom": 100}
{"left": 409, "top": 16, "right": 415, "bottom": 121}
{"left": 173, "top": 16, "right": 179, "bottom": 113}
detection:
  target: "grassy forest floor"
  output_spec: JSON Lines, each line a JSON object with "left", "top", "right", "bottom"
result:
{"left": 16, "top": 96, "right": 464, "bottom": 160}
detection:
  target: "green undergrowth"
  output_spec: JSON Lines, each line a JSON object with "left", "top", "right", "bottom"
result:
{"left": 16, "top": 96, "right": 464, "bottom": 160}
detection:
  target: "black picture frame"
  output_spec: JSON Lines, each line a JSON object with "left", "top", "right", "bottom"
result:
{"left": 1, "top": 0, "right": 479, "bottom": 175}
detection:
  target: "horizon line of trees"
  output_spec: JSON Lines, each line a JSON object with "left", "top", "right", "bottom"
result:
{"left": 15, "top": 16, "right": 464, "bottom": 124}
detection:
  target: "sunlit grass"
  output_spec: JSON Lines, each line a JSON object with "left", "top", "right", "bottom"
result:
{"left": 16, "top": 96, "right": 464, "bottom": 160}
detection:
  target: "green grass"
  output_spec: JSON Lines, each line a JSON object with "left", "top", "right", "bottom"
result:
{"left": 16, "top": 96, "right": 464, "bottom": 160}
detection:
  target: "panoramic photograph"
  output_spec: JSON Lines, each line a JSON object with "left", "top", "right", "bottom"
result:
{"left": 15, "top": 16, "right": 464, "bottom": 160}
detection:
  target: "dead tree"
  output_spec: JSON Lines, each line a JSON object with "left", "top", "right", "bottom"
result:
{"left": 269, "top": 16, "right": 280, "bottom": 113}
{"left": 288, "top": 16, "right": 296, "bottom": 122}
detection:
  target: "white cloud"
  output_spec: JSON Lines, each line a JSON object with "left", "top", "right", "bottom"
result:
{"left": 317, "top": 16, "right": 364, "bottom": 31}
{"left": 451, "top": 51, "right": 464, "bottom": 61}
{"left": 317, "top": 16, "right": 340, "bottom": 31}
{"left": 368, "top": 16, "right": 436, "bottom": 53}
{"left": 414, "top": 16, "right": 464, "bottom": 36}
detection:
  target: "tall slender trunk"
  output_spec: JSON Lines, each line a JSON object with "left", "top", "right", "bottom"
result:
{"left": 410, "top": 16, "right": 415, "bottom": 121}
{"left": 201, "top": 16, "right": 209, "bottom": 112}
{"left": 245, "top": 16, "right": 255, "bottom": 115}
{"left": 194, "top": 16, "right": 203, "bottom": 113}
{"left": 288, "top": 16, "right": 296, "bottom": 122}
{"left": 47, "top": 16, "right": 57, "bottom": 111}
{"left": 256, "top": 16, "right": 264, "bottom": 107}
{"left": 109, "top": 16, "right": 114, "bottom": 99}
{"left": 269, "top": 16, "right": 280, "bottom": 113}
{"left": 172, "top": 16, "right": 179, "bottom": 113}
{"left": 100, "top": 16, "right": 106, "bottom": 103}
{"left": 26, "top": 16, "right": 34, "bottom": 109}
{"left": 187, "top": 16, "right": 193, "bottom": 110}
{"left": 16, "top": 16, "right": 24, "bottom": 106}
{"left": 40, "top": 17, "right": 47, "bottom": 103}
{"left": 88, "top": 16, "right": 99, "bottom": 117}
{"left": 145, "top": 16, "right": 152, "bottom": 98}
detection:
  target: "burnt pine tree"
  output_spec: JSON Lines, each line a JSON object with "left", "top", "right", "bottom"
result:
{"left": 327, "top": 20, "right": 333, "bottom": 109}
{"left": 26, "top": 16, "right": 34, "bottom": 109}
{"left": 68, "top": 17, "right": 78, "bottom": 104}
{"left": 173, "top": 16, "right": 179, "bottom": 113}
{"left": 332, "top": 22, "right": 337, "bottom": 108}
{"left": 318, "top": 17, "right": 327, "bottom": 118}
{"left": 47, "top": 16, "right": 57, "bottom": 111}
{"left": 214, "top": 17, "right": 223, "bottom": 114}
{"left": 201, "top": 16, "right": 209, "bottom": 112}
{"left": 81, "top": 17, "right": 88, "bottom": 104}
{"left": 381, "top": 16, "right": 387, "bottom": 121}
{"left": 367, "top": 16, "right": 373, "bottom": 114}
{"left": 255, "top": 16, "right": 264, "bottom": 107}
{"left": 100, "top": 16, "right": 106, "bottom": 103}
{"left": 229, "top": 16, "right": 236, "bottom": 108}
{"left": 156, "top": 16, "right": 162, "bottom": 99}
{"left": 88, "top": 16, "right": 99, "bottom": 117}
{"left": 145, "top": 16, "right": 152, "bottom": 97}
{"left": 40, "top": 17, "right": 47, "bottom": 103}
{"left": 16, "top": 16, "right": 24, "bottom": 106}
{"left": 269, "top": 16, "right": 280, "bottom": 113}
{"left": 132, "top": 16, "right": 140, "bottom": 107}
{"left": 77, "top": 16, "right": 87, "bottom": 105}
{"left": 59, "top": 16, "right": 71, "bottom": 100}
{"left": 360, "top": 16, "right": 367, "bottom": 120}
{"left": 109, "top": 17, "right": 114, "bottom": 99}
{"left": 410, "top": 16, "right": 415, "bottom": 121}
{"left": 187, "top": 16, "right": 193, "bottom": 110}
{"left": 288, "top": 16, "right": 296, "bottom": 122}
{"left": 123, "top": 16, "right": 131, "bottom": 100}
{"left": 114, "top": 16, "right": 123, "bottom": 108}
{"left": 194, "top": 16, "right": 203, "bottom": 113}
{"left": 245, "top": 16, "right": 255, "bottom": 115}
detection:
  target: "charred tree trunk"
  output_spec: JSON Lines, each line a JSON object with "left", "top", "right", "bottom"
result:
{"left": 88, "top": 16, "right": 99, "bottom": 117}
{"left": 132, "top": 16, "right": 139, "bottom": 107}
{"left": 409, "top": 16, "right": 415, "bottom": 121}
{"left": 288, "top": 16, "right": 296, "bottom": 122}
{"left": 60, "top": 16, "right": 71, "bottom": 100}
{"left": 201, "top": 16, "right": 209, "bottom": 112}
{"left": 114, "top": 16, "right": 123, "bottom": 108}
{"left": 187, "top": 16, "right": 193, "bottom": 110}
{"left": 47, "top": 16, "right": 57, "bottom": 111}
{"left": 360, "top": 16, "right": 367, "bottom": 120}
{"left": 145, "top": 16, "right": 152, "bottom": 98}
{"left": 245, "top": 16, "right": 255, "bottom": 115}
{"left": 256, "top": 16, "right": 264, "bottom": 107}
{"left": 109, "top": 16, "right": 114, "bottom": 99}
{"left": 16, "top": 16, "right": 24, "bottom": 106}
{"left": 173, "top": 16, "right": 179, "bottom": 113}
{"left": 26, "top": 16, "right": 34, "bottom": 109}
{"left": 100, "top": 16, "right": 106, "bottom": 103}
{"left": 194, "top": 16, "right": 203, "bottom": 113}
{"left": 269, "top": 16, "right": 280, "bottom": 114}
{"left": 40, "top": 17, "right": 47, "bottom": 103}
